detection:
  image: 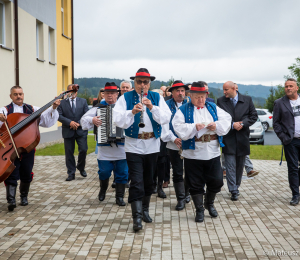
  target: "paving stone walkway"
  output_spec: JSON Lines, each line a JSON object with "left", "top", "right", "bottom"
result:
{"left": 0, "top": 155, "right": 300, "bottom": 260}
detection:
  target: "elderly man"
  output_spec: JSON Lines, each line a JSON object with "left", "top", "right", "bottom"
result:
{"left": 273, "top": 78, "right": 300, "bottom": 206}
{"left": 0, "top": 86, "right": 60, "bottom": 211}
{"left": 81, "top": 82, "right": 128, "bottom": 206}
{"left": 120, "top": 81, "right": 133, "bottom": 95}
{"left": 161, "top": 80, "right": 191, "bottom": 210}
{"left": 172, "top": 81, "right": 231, "bottom": 222}
{"left": 217, "top": 81, "right": 257, "bottom": 201}
{"left": 113, "top": 68, "right": 171, "bottom": 232}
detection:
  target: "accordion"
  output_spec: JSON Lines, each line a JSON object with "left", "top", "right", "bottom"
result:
{"left": 97, "top": 104, "right": 125, "bottom": 145}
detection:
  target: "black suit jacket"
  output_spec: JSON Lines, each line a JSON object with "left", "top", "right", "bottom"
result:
{"left": 57, "top": 97, "right": 89, "bottom": 138}
{"left": 217, "top": 93, "right": 258, "bottom": 156}
{"left": 273, "top": 95, "right": 297, "bottom": 145}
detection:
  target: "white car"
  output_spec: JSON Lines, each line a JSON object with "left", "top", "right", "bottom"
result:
{"left": 249, "top": 117, "right": 265, "bottom": 145}
{"left": 256, "top": 108, "right": 273, "bottom": 132}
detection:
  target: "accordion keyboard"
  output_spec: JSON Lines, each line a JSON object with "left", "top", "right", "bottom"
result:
{"left": 97, "top": 107, "right": 108, "bottom": 144}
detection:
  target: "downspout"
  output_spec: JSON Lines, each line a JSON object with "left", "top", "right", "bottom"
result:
{"left": 14, "top": 0, "right": 19, "bottom": 86}
{"left": 71, "top": 0, "right": 74, "bottom": 84}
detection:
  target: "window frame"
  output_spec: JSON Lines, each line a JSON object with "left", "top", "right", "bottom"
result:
{"left": 0, "top": 0, "right": 5, "bottom": 46}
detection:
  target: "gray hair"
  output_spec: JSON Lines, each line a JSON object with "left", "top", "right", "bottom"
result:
{"left": 285, "top": 78, "right": 297, "bottom": 84}
{"left": 10, "top": 86, "right": 22, "bottom": 93}
{"left": 120, "top": 80, "right": 132, "bottom": 89}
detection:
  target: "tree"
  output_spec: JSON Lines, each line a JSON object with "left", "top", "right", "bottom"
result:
{"left": 265, "top": 85, "right": 285, "bottom": 113}
{"left": 167, "top": 76, "right": 175, "bottom": 86}
{"left": 208, "top": 92, "right": 216, "bottom": 103}
{"left": 77, "top": 88, "right": 92, "bottom": 105}
{"left": 285, "top": 57, "right": 300, "bottom": 85}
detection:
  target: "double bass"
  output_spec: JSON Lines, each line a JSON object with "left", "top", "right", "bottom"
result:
{"left": 0, "top": 85, "right": 79, "bottom": 183}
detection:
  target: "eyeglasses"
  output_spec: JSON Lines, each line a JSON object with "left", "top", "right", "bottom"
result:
{"left": 136, "top": 80, "right": 150, "bottom": 85}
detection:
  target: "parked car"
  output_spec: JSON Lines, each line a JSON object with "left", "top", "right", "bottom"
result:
{"left": 88, "top": 105, "right": 93, "bottom": 110}
{"left": 256, "top": 108, "right": 273, "bottom": 132}
{"left": 249, "top": 117, "right": 265, "bottom": 145}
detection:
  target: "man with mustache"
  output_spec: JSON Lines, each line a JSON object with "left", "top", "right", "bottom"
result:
{"left": 161, "top": 80, "right": 191, "bottom": 210}
{"left": 0, "top": 86, "right": 60, "bottom": 211}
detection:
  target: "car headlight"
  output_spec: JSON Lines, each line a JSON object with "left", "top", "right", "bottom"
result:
{"left": 254, "top": 125, "right": 263, "bottom": 132}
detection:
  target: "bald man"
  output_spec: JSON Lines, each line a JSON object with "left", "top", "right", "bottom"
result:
{"left": 217, "top": 81, "right": 257, "bottom": 201}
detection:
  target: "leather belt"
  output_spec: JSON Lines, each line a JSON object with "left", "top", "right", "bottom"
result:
{"left": 137, "top": 132, "right": 155, "bottom": 140}
{"left": 195, "top": 134, "right": 218, "bottom": 142}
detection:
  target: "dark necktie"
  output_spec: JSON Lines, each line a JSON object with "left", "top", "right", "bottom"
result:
{"left": 71, "top": 99, "right": 76, "bottom": 113}
{"left": 231, "top": 99, "right": 237, "bottom": 107}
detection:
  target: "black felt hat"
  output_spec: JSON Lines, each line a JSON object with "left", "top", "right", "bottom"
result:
{"left": 104, "top": 82, "right": 119, "bottom": 92}
{"left": 130, "top": 68, "right": 155, "bottom": 81}
{"left": 168, "top": 80, "right": 189, "bottom": 92}
{"left": 189, "top": 81, "right": 208, "bottom": 94}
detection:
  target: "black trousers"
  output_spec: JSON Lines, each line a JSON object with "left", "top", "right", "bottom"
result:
{"left": 284, "top": 138, "right": 300, "bottom": 196}
{"left": 5, "top": 150, "right": 35, "bottom": 186}
{"left": 164, "top": 155, "right": 171, "bottom": 182}
{"left": 168, "top": 149, "right": 184, "bottom": 183}
{"left": 64, "top": 133, "right": 88, "bottom": 176}
{"left": 184, "top": 156, "right": 223, "bottom": 195}
{"left": 126, "top": 152, "right": 158, "bottom": 203}
{"left": 153, "top": 156, "right": 167, "bottom": 185}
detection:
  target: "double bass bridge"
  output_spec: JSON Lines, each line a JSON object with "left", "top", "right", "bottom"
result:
{"left": 0, "top": 139, "right": 5, "bottom": 149}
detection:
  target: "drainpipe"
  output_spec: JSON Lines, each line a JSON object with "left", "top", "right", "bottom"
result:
{"left": 71, "top": 0, "right": 74, "bottom": 84}
{"left": 14, "top": 0, "right": 19, "bottom": 86}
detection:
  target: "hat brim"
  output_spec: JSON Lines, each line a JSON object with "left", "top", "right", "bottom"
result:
{"left": 168, "top": 85, "right": 189, "bottom": 92}
{"left": 189, "top": 90, "right": 208, "bottom": 94}
{"left": 130, "top": 76, "right": 156, "bottom": 81}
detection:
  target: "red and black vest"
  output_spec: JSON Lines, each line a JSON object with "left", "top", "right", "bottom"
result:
{"left": 5, "top": 103, "right": 34, "bottom": 115}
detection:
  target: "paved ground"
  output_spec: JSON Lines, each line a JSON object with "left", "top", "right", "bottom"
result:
{"left": 0, "top": 155, "right": 300, "bottom": 260}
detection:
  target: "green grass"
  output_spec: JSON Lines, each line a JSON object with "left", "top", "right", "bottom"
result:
{"left": 36, "top": 136, "right": 284, "bottom": 161}
{"left": 249, "top": 145, "right": 285, "bottom": 161}
{"left": 36, "top": 135, "right": 96, "bottom": 156}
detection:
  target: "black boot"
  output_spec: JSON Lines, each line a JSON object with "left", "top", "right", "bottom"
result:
{"left": 153, "top": 184, "right": 157, "bottom": 194}
{"left": 20, "top": 182, "right": 30, "bottom": 206}
{"left": 157, "top": 182, "right": 166, "bottom": 198}
{"left": 204, "top": 191, "right": 218, "bottom": 218}
{"left": 131, "top": 201, "right": 143, "bottom": 232}
{"left": 174, "top": 182, "right": 186, "bottom": 211}
{"left": 142, "top": 196, "right": 152, "bottom": 223}
{"left": 98, "top": 179, "right": 109, "bottom": 201}
{"left": 184, "top": 180, "right": 190, "bottom": 203}
{"left": 115, "top": 183, "right": 126, "bottom": 206}
{"left": 192, "top": 194, "right": 205, "bottom": 222}
{"left": 6, "top": 185, "right": 17, "bottom": 211}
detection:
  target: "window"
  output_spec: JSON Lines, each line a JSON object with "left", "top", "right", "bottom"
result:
{"left": 0, "top": 1, "right": 4, "bottom": 45}
{"left": 61, "top": 0, "right": 69, "bottom": 37}
{"left": 36, "top": 20, "right": 44, "bottom": 60}
{"left": 48, "top": 27, "right": 55, "bottom": 63}
{"left": 62, "top": 66, "right": 68, "bottom": 91}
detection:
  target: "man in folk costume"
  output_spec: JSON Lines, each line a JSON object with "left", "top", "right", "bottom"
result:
{"left": 172, "top": 81, "right": 231, "bottom": 222}
{"left": 161, "top": 80, "right": 191, "bottom": 210}
{"left": 0, "top": 86, "right": 60, "bottom": 211}
{"left": 81, "top": 82, "right": 128, "bottom": 206}
{"left": 113, "top": 68, "right": 171, "bottom": 232}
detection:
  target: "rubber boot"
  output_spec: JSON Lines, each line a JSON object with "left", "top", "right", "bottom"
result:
{"left": 184, "top": 179, "right": 190, "bottom": 203}
{"left": 157, "top": 182, "right": 166, "bottom": 198}
{"left": 192, "top": 194, "right": 205, "bottom": 222}
{"left": 6, "top": 185, "right": 17, "bottom": 212}
{"left": 174, "top": 182, "right": 186, "bottom": 211}
{"left": 20, "top": 182, "right": 30, "bottom": 206}
{"left": 142, "top": 195, "right": 152, "bottom": 223}
{"left": 131, "top": 201, "right": 143, "bottom": 232}
{"left": 98, "top": 179, "right": 109, "bottom": 201}
{"left": 115, "top": 183, "right": 126, "bottom": 206}
{"left": 204, "top": 191, "right": 218, "bottom": 217}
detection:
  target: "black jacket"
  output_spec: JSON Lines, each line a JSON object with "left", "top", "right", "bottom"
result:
{"left": 217, "top": 93, "right": 258, "bottom": 156}
{"left": 273, "top": 95, "right": 297, "bottom": 145}
{"left": 57, "top": 97, "right": 89, "bottom": 138}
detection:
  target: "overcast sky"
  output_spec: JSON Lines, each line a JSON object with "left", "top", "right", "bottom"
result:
{"left": 74, "top": 0, "right": 300, "bottom": 86}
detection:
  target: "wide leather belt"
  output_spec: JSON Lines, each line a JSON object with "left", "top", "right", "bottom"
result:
{"left": 195, "top": 134, "right": 218, "bottom": 142}
{"left": 137, "top": 132, "right": 155, "bottom": 140}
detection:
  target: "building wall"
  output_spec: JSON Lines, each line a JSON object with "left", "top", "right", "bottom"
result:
{"left": 0, "top": 0, "right": 59, "bottom": 140}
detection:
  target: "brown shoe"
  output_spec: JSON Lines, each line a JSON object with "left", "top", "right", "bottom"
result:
{"left": 162, "top": 181, "right": 169, "bottom": 188}
{"left": 223, "top": 170, "right": 226, "bottom": 178}
{"left": 247, "top": 170, "right": 259, "bottom": 178}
